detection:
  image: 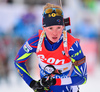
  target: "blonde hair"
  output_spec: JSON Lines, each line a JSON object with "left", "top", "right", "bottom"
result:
{"left": 43, "top": 3, "right": 62, "bottom": 12}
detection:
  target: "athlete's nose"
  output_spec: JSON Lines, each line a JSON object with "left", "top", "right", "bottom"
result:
{"left": 52, "top": 30, "right": 57, "bottom": 36}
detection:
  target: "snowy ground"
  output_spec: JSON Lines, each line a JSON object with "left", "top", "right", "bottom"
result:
{"left": 0, "top": 64, "right": 100, "bottom": 92}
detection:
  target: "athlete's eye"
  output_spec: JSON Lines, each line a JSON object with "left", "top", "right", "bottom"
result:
{"left": 57, "top": 27, "right": 61, "bottom": 29}
{"left": 49, "top": 27, "right": 53, "bottom": 30}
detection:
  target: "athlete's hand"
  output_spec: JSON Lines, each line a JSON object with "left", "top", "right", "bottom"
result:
{"left": 31, "top": 80, "right": 49, "bottom": 92}
{"left": 40, "top": 76, "right": 56, "bottom": 87}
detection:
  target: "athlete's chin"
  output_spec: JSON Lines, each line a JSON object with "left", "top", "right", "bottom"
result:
{"left": 51, "top": 39, "right": 59, "bottom": 43}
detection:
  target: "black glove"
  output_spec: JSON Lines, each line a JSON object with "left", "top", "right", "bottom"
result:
{"left": 30, "top": 80, "right": 49, "bottom": 92}
{"left": 40, "top": 76, "right": 56, "bottom": 87}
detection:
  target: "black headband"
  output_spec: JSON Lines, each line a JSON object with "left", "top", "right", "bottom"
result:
{"left": 43, "top": 13, "right": 64, "bottom": 27}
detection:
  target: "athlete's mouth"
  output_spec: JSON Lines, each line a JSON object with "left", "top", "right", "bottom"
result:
{"left": 52, "top": 37, "right": 57, "bottom": 39}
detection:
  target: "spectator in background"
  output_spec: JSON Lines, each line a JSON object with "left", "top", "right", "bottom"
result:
{"left": 81, "top": 0, "right": 96, "bottom": 11}
{"left": 13, "top": 6, "right": 37, "bottom": 41}
{"left": 0, "top": 35, "right": 9, "bottom": 83}
{"left": 74, "top": 14, "right": 98, "bottom": 39}
{"left": 97, "top": 29, "right": 100, "bottom": 63}
{"left": 97, "top": 13, "right": 100, "bottom": 63}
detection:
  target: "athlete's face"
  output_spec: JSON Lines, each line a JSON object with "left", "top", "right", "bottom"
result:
{"left": 43, "top": 25, "right": 64, "bottom": 43}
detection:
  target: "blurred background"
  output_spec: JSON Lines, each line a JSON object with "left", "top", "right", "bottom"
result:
{"left": 0, "top": 0, "right": 100, "bottom": 92}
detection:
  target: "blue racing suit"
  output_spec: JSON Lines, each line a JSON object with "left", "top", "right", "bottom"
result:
{"left": 14, "top": 31, "right": 87, "bottom": 92}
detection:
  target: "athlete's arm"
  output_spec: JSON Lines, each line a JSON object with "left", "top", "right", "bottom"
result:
{"left": 55, "top": 41, "right": 87, "bottom": 86}
{"left": 14, "top": 33, "right": 39, "bottom": 86}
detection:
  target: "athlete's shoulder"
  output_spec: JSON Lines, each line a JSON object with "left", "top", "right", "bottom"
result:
{"left": 27, "top": 32, "right": 39, "bottom": 46}
{"left": 22, "top": 32, "right": 39, "bottom": 53}
{"left": 67, "top": 33, "right": 80, "bottom": 50}
{"left": 67, "top": 33, "right": 79, "bottom": 43}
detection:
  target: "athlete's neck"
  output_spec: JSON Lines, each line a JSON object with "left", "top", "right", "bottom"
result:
{"left": 46, "top": 36, "right": 54, "bottom": 45}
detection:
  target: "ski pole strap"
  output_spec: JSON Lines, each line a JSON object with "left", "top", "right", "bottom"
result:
{"left": 73, "top": 56, "right": 86, "bottom": 66}
{"left": 44, "top": 64, "right": 62, "bottom": 75}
